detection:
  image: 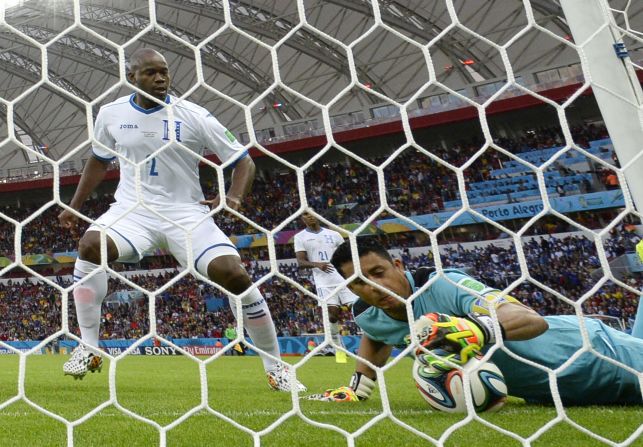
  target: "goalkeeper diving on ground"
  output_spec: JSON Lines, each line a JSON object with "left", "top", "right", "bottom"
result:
{"left": 305, "top": 238, "right": 643, "bottom": 405}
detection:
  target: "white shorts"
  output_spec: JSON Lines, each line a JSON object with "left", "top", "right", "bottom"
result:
{"left": 315, "top": 286, "right": 358, "bottom": 307}
{"left": 88, "top": 203, "right": 239, "bottom": 276}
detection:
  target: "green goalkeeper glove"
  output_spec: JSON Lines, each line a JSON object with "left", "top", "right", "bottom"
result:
{"left": 411, "top": 313, "right": 499, "bottom": 363}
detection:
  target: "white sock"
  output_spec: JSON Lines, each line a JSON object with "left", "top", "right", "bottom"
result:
{"left": 73, "top": 259, "right": 107, "bottom": 348}
{"left": 330, "top": 321, "right": 344, "bottom": 348}
{"left": 229, "top": 288, "right": 280, "bottom": 372}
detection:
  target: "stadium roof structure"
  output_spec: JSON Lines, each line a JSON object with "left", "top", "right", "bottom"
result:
{"left": 0, "top": 0, "right": 641, "bottom": 176}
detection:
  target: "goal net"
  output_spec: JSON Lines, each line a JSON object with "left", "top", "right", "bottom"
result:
{"left": 0, "top": 0, "right": 641, "bottom": 446}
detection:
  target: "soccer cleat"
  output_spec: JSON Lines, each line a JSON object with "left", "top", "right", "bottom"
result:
{"left": 63, "top": 345, "right": 103, "bottom": 380}
{"left": 335, "top": 350, "right": 347, "bottom": 364}
{"left": 266, "top": 365, "right": 307, "bottom": 392}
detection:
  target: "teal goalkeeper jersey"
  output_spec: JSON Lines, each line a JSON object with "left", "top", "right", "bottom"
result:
{"left": 353, "top": 267, "right": 643, "bottom": 405}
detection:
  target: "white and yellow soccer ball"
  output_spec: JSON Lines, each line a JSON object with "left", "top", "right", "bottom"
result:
{"left": 412, "top": 349, "right": 507, "bottom": 413}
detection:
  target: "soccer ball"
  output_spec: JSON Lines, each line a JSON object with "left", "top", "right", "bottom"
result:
{"left": 412, "top": 350, "right": 507, "bottom": 413}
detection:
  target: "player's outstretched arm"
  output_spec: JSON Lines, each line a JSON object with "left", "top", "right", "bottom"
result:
{"left": 58, "top": 156, "right": 110, "bottom": 229}
{"left": 496, "top": 302, "right": 548, "bottom": 340}
{"left": 305, "top": 335, "right": 390, "bottom": 402}
{"left": 354, "top": 335, "right": 392, "bottom": 382}
{"left": 413, "top": 305, "right": 548, "bottom": 362}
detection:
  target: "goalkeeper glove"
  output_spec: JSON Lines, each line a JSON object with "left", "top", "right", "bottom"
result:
{"left": 412, "top": 313, "right": 500, "bottom": 363}
{"left": 304, "top": 372, "right": 376, "bottom": 402}
{"left": 416, "top": 348, "right": 466, "bottom": 372}
{"left": 320, "top": 386, "right": 359, "bottom": 402}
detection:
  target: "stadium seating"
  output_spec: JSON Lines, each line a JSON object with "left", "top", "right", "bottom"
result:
{"left": 1, "top": 123, "right": 637, "bottom": 342}
{"left": 0, "top": 228, "right": 639, "bottom": 342}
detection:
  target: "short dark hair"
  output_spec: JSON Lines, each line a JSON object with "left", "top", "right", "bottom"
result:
{"left": 331, "top": 237, "right": 394, "bottom": 277}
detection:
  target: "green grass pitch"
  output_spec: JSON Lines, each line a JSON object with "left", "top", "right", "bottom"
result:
{"left": 0, "top": 355, "right": 640, "bottom": 447}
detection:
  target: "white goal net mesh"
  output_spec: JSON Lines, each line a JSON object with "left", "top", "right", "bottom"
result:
{"left": 0, "top": 0, "right": 642, "bottom": 446}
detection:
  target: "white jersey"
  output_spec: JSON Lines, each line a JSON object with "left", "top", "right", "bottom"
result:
{"left": 92, "top": 94, "right": 247, "bottom": 209}
{"left": 293, "top": 227, "right": 345, "bottom": 288}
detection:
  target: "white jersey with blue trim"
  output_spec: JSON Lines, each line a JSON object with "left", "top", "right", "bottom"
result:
{"left": 92, "top": 94, "right": 247, "bottom": 209}
{"left": 293, "top": 227, "right": 345, "bottom": 288}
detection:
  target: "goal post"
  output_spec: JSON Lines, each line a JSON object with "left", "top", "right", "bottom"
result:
{"left": 560, "top": 0, "right": 643, "bottom": 212}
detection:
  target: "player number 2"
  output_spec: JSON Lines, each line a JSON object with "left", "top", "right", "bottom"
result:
{"left": 149, "top": 157, "right": 159, "bottom": 176}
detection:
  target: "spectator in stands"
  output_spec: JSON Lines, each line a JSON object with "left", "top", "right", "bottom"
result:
{"left": 604, "top": 171, "right": 619, "bottom": 190}
{"left": 556, "top": 184, "right": 566, "bottom": 197}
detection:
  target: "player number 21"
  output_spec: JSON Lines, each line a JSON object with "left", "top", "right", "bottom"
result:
{"left": 318, "top": 251, "right": 329, "bottom": 261}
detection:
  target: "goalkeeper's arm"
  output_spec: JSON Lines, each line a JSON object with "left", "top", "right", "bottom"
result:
{"left": 352, "top": 335, "right": 392, "bottom": 399}
{"left": 414, "top": 302, "right": 548, "bottom": 361}
{"left": 495, "top": 301, "right": 548, "bottom": 340}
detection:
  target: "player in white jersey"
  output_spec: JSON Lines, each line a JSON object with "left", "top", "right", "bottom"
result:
{"left": 293, "top": 211, "right": 358, "bottom": 362}
{"left": 57, "top": 48, "right": 305, "bottom": 392}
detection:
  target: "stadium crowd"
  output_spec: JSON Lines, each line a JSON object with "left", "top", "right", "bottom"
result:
{"left": 0, "top": 123, "right": 614, "bottom": 256}
{"left": 0, "top": 225, "right": 639, "bottom": 342}
{"left": 0, "top": 122, "right": 638, "bottom": 342}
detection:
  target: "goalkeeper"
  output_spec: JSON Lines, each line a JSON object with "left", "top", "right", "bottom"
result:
{"left": 308, "top": 239, "right": 642, "bottom": 405}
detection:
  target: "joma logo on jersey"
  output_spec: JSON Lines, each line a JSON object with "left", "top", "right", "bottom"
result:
{"left": 120, "top": 124, "right": 139, "bottom": 129}
{"left": 162, "top": 120, "right": 182, "bottom": 142}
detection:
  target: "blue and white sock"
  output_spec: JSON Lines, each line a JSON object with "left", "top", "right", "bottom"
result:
{"left": 229, "top": 288, "right": 280, "bottom": 372}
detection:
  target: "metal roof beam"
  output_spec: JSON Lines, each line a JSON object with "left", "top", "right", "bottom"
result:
{"left": 0, "top": 50, "right": 92, "bottom": 103}
{"left": 4, "top": 24, "right": 183, "bottom": 97}
{"left": 0, "top": 109, "right": 45, "bottom": 150}
{"left": 160, "top": 0, "right": 382, "bottom": 101}
{"left": 13, "top": 24, "right": 118, "bottom": 71}
{"left": 158, "top": 0, "right": 345, "bottom": 69}
{"left": 76, "top": 3, "right": 298, "bottom": 118}
{"left": 319, "top": 0, "right": 480, "bottom": 83}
